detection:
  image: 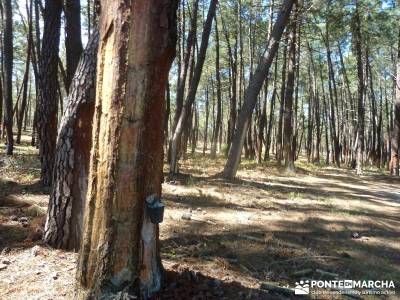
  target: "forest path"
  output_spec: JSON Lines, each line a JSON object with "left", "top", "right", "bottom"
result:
{"left": 0, "top": 139, "right": 399, "bottom": 299}
{"left": 161, "top": 155, "right": 400, "bottom": 298}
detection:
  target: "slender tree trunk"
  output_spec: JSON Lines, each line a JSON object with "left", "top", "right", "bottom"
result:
{"left": 264, "top": 57, "right": 278, "bottom": 161}
{"left": 326, "top": 37, "right": 340, "bottom": 167}
{"left": 169, "top": 0, "right": 218, "bottom": 174}
{"left": 220, "top": 13, "right": 237, "bottom": 155}
{"left": 3, "top": 0, "right": 14, "bottom": 155}
{"left": 203, "top": 86, "right": 209, "bottom": 155}
{"left": 65, "top": 0, "right": 83, "bottom": 92}
{"left": 170, "top": 0, "right": 199, "bottom": 140}
{"left": 354, "top": 2, "right": 364, "bottom": 175}
{"left": 314, "top": 89, "right": 321, "bottom": 163}
{"left": 76, "top": 1, "right": 177, "bottom": 299}
{"left": 37, "top": 0, "right": 62, "bottom": 186}
{"left": 165, "top": 81, "right": 170, "bottom": 146}
{"left": 222, "top": 0, "right": 295, "bottom": 179}
{"left": 44, "top": 30, "right": 99, "bottom": 251}
{"left": 391, "top": 27, "right": 400, "bottom": 175}
{"left": 16, "top": 0, "right": 33, "bottom": 144}
{"left": 0, "top": 74, "right": 3, "bottom": 138}
{"left": 277, "top": 34, "right": 288, "bottom": 165}
{"left": 283, "top": 5, "right": 297, "bottom": 172}
{"left": 211, "top": 16, "right": 222, "bottom": 158}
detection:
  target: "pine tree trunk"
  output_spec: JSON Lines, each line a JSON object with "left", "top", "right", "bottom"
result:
{"left": 220, "top": 13, "right": 237, "bottom": 155}
{"left": 0, "top": 74, "right": 3, "bottom": 138}
{"left": 353, "top": 2, "right": 364, "bottom": 175}
{"left": 37, "top": 0, "right": 62, "bottom": 186}
{"left": 264, "top": 57, "right": 278, "bottom": 161}
{"left": 3, "top": 0, "right": 14, "bottom": 155}
{"left": 76, "top": 1, "right": 177, "bottom": 298}
{"left": 222, "top": 0, "right": 295, "bottom": 179}
{"left": 283, "top": 6, "right": 297, "bottom": 172}
{"left": 211, "top": 17, "right": 222, "bottom": 158}
{"left": 171, "top": 0, "right": 199, "bottom": 136}
{"left": 65, "top": 0, "right": 84, "bottom": 92}
{"left": 277, "top": 33, "right": 288, "bottom": 165}
{"left": 391, "top": 27, "right": 400, "bottom": 175}
{"left": 16, "top": 0, "right": 33, "bottom": 144}
{"left": 44, "top": 30, "right": 99, "bottom": 250}
{"left": 203, "top": 86, "right": 209, "bottom": 155}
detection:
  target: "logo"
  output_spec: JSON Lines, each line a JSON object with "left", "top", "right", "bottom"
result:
{"left": 295, "top": 280, "right": 310, "bottom": 295}
{"left": 293, "top": 279, "right": 396, "bottom": 296}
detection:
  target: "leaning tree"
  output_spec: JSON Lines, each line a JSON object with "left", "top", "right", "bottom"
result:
{"left": 222, "top": 0, "right": 295, "bottom": 179}
{"left": 44, "top": 29, "right": 99, "bottom": 251}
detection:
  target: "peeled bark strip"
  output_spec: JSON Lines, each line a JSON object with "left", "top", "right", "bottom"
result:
{"left": 44, "top": 30, "right": 99, "bottom": 250}
{"left": 37, "top": 0, "right": 62, "bottom": 186}
{"left": 76, "top": 1, "right": 177, "bottom": 299}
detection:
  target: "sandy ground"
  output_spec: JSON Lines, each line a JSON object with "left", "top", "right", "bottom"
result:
{"left": 0, "top": 137, "right": 399, "bottom": 299}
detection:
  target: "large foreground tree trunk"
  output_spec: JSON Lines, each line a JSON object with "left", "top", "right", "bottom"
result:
{"left": 44, "top": 30, "right": 99, "bottom": 250}
{"left": 3, "top": 0, "right": 14, "bottom": 155}
{"left": 37, "top": 0, "right": 62, "bottom": 186}
{"left": 222, "top": 0, "right": 295, "bottom": 179}
{"left": 76, "top": 1, "right": 177, "bottom": 299}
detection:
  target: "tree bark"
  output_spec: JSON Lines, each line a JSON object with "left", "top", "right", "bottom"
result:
{"left": 37, "top": 0, "right": 62, "bottom": 186}
{"left": 283, "top": 6, "right": 297, "bottom": 172}
{"left": 65, "top": 0, "right": 84, "bottom": 92}
{"left": 210, "top": 16, "right": 222, "bottom": 158}
{"left": 222, "top": 0, "right": 295, "bottom": 179}
{"left": 3, "top": 0, "right": 14, "bottom": 155}
{"left": 203, "top": 85, "right": 209, "bottom": 155}
{"left": 276, "top": 33, "right": 288, "bottom": 165}
{"left": 44, "top": 29, "right": 99, "bottom": 251}
{"left": 76, "top": 1, "right": 177, "bottom": 299}
{"left": 353, "top": 1, "right": 364, "bottom": 175}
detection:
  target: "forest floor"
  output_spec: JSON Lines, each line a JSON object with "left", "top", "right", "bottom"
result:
{"left": 0, "top": 133, "right": 399, "bottom": 299}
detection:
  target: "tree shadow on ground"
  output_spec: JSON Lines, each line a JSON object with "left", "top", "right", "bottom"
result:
{"left": 149, "top": 269, "right": 293, "bottom": 300}
{"left": 161, "top": 216, "right": 400, "bottom": 297}
{"left": 0, "top": 221, "right": 44, "bottom": 252}
{"left": 0, "top": 178, "right": 47, "bottom": 199}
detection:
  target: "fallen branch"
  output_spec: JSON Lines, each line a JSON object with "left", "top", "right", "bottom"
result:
{"left": 260, "top": 282, "right": 295, "bottom": 296}
{"left": 267, "top": 255, "right": 342, "bottom": 268}
{"left": 315, "top": 269, "right": 339, "bottom": 278}
{"left": 238, "top": 234, "right": 265, "bottom": 243}
{"left": 292, "top": 268, "right": 313, "bottom": 276}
